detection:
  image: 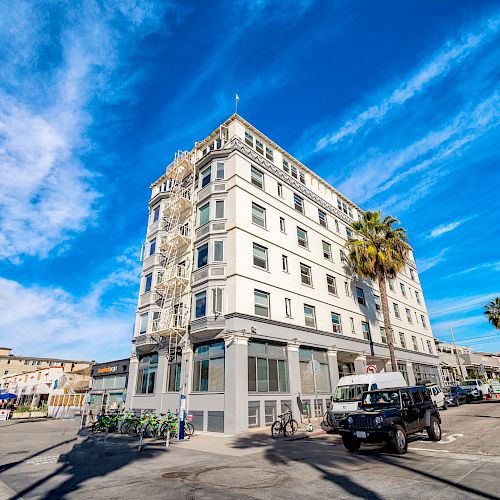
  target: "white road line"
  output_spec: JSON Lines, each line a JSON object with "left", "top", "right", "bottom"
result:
{"left": 0, "top": 480, "right": 25, "bottom": 500}
{"left": 430, "top": 460, "right": 485, "bottom": 499}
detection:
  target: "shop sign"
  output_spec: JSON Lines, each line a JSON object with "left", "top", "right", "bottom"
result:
{"left": 97, "top": 366, "right": 118, "bottom": 375}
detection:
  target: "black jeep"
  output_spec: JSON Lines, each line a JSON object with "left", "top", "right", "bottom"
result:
{"left": 338, "top": 386, "right": 442, "bottom": 454}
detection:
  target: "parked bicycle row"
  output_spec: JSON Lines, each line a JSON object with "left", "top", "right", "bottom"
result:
{"left": 90, "top": 409, "right": 194, "bottom": 440}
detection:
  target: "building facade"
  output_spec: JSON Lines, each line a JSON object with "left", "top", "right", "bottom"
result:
{"left": 88, "top": 359, "right": 129, "bottom": 413}
{"left": 126, "top": 115, "right": 440, "bottom": 434}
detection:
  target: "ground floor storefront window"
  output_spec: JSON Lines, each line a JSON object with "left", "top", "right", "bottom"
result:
{"left": 192, "top": 341, "right": 224, "bottom": 392}
{"left": 136, "top": 353, "right": 158, "bottom": 394}
{"left": 299, "top": 348, "right": 331, "bottom": 394}
{"left": 248, "top": 341, "right": 288, "bottom": 393}
{"left": 413, "top": 363, "right": 440, "bottom": 385}
{"left": 397, "top": 362, "right": 409, "bottom": 384}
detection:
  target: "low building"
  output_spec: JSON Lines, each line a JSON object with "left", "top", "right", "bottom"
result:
{"left": 88, "top": 359, "right": 129, "bottom": 414}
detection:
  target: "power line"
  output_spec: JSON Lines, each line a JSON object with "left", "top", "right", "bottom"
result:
{"left": 428, "top": 296, "right": 498, "bottom": 316}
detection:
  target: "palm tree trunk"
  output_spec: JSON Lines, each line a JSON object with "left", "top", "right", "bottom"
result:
{"left": 378, "top": 275, "right": 398, "bottom": 371}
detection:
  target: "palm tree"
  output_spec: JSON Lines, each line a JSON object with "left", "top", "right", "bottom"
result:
{"left": 346, "top": 211, "right": 411, "bottom": 372}
{"left": 484, "top": 298, "right": 500, "bottom": 330}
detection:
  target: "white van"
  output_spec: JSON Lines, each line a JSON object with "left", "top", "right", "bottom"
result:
{"left": 460, "top": 379, "right": 490, "bottom": 399}
{"left": 329, "top": 372, "right": 407, "bottom": 426}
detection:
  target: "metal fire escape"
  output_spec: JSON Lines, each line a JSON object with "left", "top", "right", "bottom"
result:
{"left": 152, "top": 150, "right": 196, "bottom": 362}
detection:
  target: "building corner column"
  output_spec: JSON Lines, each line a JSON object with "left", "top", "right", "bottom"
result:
{"left": 354, "top": 354, "right": 367, "bottom": 375}
{"left": 327, "top": 349, "right": 340, "bottom": 393}
{"left": 287, "top": 342, "right": 302, "bottom": 421}
{"left": 125, "top": 352, "right": 138, "bottom": 410}
{"left": 406, "top": 361, "right": 416, "bottom": 386}
{"left": 224, "top": 335, "right": 249, "bottom": 435}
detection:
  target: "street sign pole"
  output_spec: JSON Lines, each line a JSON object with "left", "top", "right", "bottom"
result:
{"left": 179, "top": 394, "right": 186, "bottom": 440}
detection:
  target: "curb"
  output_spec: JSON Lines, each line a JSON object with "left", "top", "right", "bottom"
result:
{"left": 287, "top": 429, "right": 327, "bottom": 441}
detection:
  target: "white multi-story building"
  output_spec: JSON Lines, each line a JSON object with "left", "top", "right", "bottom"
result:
{"left": 126, "top": 114, "right": 440, "bottom": 434}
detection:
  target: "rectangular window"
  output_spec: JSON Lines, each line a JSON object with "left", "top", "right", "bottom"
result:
{"left": 149, "top": 239, "right": 156, "bottom": 256}
{"left": 253, "top": 243, "right": 268, "bottom": 270}
{"left": 299, "top": 171, "right": 306, "bottom": 184}
{"left": 412, "top": 336, "right": 419, "bottom": 351}
{"left": 297, "top": 227, "right": 308, "bottom": 248}
{"left": 199, "top": 202, "right": 210, "bottom": 226}
{"left": 195, "top": 291, "right": 207, "bottom": 318}
{"left": 294, "top": 193, "right": 304, "bottom": 213}
{"left": 427, "top": 340, "right": 432, "bottom": 353}
{"left": 318, "top": 210, "right": 327, "bottom": 228}
{"left": 252, "top": 202, "right": 266, "bottom": 228}
{"left": 139, "top": 313, "right": 148, "bottom": 334}
{"left": 374, "top": 294, "right": 381, "bottom": 311}
{"left": 153, "top": 206, "right": 160, "bottom": 222}
{"left": 327, "top": 275, "right": 337, "bottom": 295}
{"left": 277, "top": 182, "right": 283, "bottom": 197}
{"left": 245, "top": 131, "right": 254, "bottom": 146}
{"left": 393, "top": 303, "right": 400, "bottom": 319}
{"left": 254, "top": 290, "right": 270, "bottom": 317}
{"left": 300, "top": 263, "right": 312, "bottom": 286}
{"left": 380, "top": 327, "right": 387, "bottom": 344}
{"left": 212, "top": 287, "right": 223, "bottom": 314}
{"left": 415, "top": 290, "right": 421, "bottom": 304}
{"left": 201, "top": 166, "right": 211, "bottom": 188}
{"left": 399, "top": 332, "right": 406, "bottom": 349}
{"left": 388, "top": 278, "right": 394, "bottom": 291}
{"left": 213, "top": 240, "right": 224, "bottom": 262}
{"left": 347, "top": 206, "right": 353, "bottom": 218}
{"left": 335, "top": 219, "right": 340, "bottom": 233}
{"left": 282, "top": 159, "right": 290, "bottom": 173}
{"left": 322, "top": 241, "right": 332, "bottom": 260}
{"left": 285, "top": 298, "right": 292, "bottom": 318}
{"left": 291, "top": 166, "right": 298, "bottom": 179}
{"left": 331, "top": 312, "right": 342, "bottom": 334}
{"left": 255, "top": 139, "right": 264, "bottom": 155}
{"left": 304, "top": 305, "right": 316, "bottom": 328}
{"left": 345, "top": 281, "right": 350, "bottom": 296}
{"left": 251, "top": 166, "right": 264, "bottom": 189}
{"left": 193, "top": 342, "right": 225, "bottom": 392}
{"left": 356, "top": 287, "right": 365, "bottom": 305}
{"left": 282, "top": 254, "right": 288, "bottom": 272}
{"left": 400, "top": 283, "right": 406, "bottom": 297}
{"left": 346, "top": 228, "right": 353, "bottom": 238}
{"left": 248, "top": 341, "right": 288, "bottom": 393}
{"left": 197, "top": 243, "right": 208, "bottom": 268}
{"left": 137, "top": 353, "right": 158, "bottom": 394}
{"left": 340, "top": 250, "right": 347, "bottom": 263}
{"left": 215, "top": 200, "right": 225, "bottom": 219}
{"left": 410, "top": 268, "right": 415, "bottom": 280}
{"left": 406, "top": 308, "right": 412, "bottom": 323}
{"left": 299, "top": 348, "right": 331, "bottom": 393}
{"left": 167, "top": 353, "right": 181, "bottom": 392}
{"left": 361, "top": 321, "right": 371, "bottom": 340}
{"left": 144, "top": 273, "right": 153, "bottom": 293}
{"left": 337, "top": 199, "right": 342, "bottom": 211}
{"left": 421, "top": 314, "right": 427, "bottom": 329}
{"left": 266, "top": 146, "right": 274, "bottom": 161}
{"left": 216, "top": 162, "right": 225, "bottom": 180}
{"left": 279, "top": 217, "right": 286, "bottom": 233}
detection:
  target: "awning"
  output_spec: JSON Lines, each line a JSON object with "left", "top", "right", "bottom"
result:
{"left": 0, "top": 393, "right": 17, "bottom": 400}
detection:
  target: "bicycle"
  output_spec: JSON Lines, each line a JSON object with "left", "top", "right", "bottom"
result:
{"left": 91, "top": 411, "right": 119, "bottom": 434}
{"left": 159, "top": 411, "right": 195, "bottom": 440}
{"left": 271, "top": 404, "right": 298, "bottom": 438}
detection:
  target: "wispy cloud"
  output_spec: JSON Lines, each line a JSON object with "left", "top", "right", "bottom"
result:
{"left": 427, "top": 291, "right": 500, "bottom": 318}
{"left": 416, "top": 248, "right": 449, "bottom": 273}
{"left": 0, "top": 246, "right": 141, "bottom": 360}
{"left": 0, "top": 1, "right": 177, "bottom": 262}
{"left": 311, "top": 12, "right": 500, "bottom": 152}
{"left": 427, "top": 218, "right": 472, "bottom": 239}
{"left": 445, "top": 260, "right": 500, "bottom": 278}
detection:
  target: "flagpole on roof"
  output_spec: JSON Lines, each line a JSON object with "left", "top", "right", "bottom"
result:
{"left": 235, "top": 94, "right": 239, "bottom": 114}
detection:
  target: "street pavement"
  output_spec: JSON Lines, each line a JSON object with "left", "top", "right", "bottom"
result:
{"left": 0, "top": 400, "right": 499, "bottom": 499}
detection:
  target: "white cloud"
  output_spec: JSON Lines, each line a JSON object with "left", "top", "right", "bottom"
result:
{"left": 416, "top": 248, "right": 448, "bottom": 273}
{"left": 312, "top": 12, "right": 500, "bottom": 151}
{"left": 0, "top": 247, "right": 141, "bottom": 361}
{"left": 427, "top": 218, "right": 471, "bottom": 239}
{"left": 426, "top": 291, "right": 500, "bottom": 318}
{"left": 0, "top": 1, "right": 176, "bottom": 262}
{"left": 445, "top": 261, "right": 500, "bottom": 279}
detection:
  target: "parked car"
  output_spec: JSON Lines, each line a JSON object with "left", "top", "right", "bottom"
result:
{"left": 426, "top": 384, "right": 447, "bottom": 410}
{"left": 328, "top": 372, "right": 407, "bottom": 428}
{"left": 459, "top": 379, "right": 489, "bottom": 399}
{"left": 445, "top": 386, "right": 474, "bottom": 406}
{"left": 338, "top": 386, "right": 441, "bottom": 454}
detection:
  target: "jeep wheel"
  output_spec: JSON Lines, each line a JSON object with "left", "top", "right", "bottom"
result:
{"left": 391, "top": 425, "right": 407, "bottom": 454}
{"left": 342, "top": 434, "right": 361, "bottom": 452}
{"left": 427, "top": 416, "right": 442, "bottom": 441}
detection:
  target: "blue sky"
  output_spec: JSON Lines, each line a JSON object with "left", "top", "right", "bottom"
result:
{"left": 0, "top": 0, "right": 499, "bottom": 362}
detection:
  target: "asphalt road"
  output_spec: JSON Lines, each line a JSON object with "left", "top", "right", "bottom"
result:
{"left": 0, "top": 400, "right": 499, "bottom": 499}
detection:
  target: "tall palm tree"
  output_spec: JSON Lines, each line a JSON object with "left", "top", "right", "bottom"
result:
{"left": 484, "top": 298, "right": 500, "bottom": 330}
{"left": 346, "top": 211, "right": 411, "bottom": 372}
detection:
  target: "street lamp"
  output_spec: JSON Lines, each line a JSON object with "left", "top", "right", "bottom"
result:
{"left": 449, "top": 320, "right": 467, "bottom": 380}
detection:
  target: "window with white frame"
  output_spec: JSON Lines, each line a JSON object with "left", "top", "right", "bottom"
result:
{"left": 277, "top": 182, "right": 283, "bottom": 197}
{"left": 374, "top": 294, "right": 381, "bottom": 311}
{"left": 279, "top": 216, "right": 286, "bottom": 233}
{"left": 410, "top": 268, "right": 415, "bottom": 280}
{"left": 415, "top": 290, "right": 421, "bottom": 304}
{"left": 300, "top": 263, "right": 312, "bottom": 286}
{"left": 144, "top": 273, "right": 153, "bottom": 293}
{"left": 253, "top": 243, "right": 268, "bottom": 270}
{"left": 346, "top": 227, "right": 353, "bottom": 238}
{"left": 195, "top": 291, "right": 207, "bottom": 318}
{"left": 388, "top": 278, "right": 394, "bottom": 291}
{"left": 248, "top": 341, "right": 288, "bottom": 393}
{"left": 291, "top": 165, "right": 298, "bottom": 179}
{"left": 251, "top": 166, "right": 264, "bottom": 189}
{"left": 216, "top": 162, "right": 225, "bottom": 180}
{"left": 212, "top": 287, "right": 223, "bottom": 314}
{"left": 412, "top": 336, "right": 419, "bottom": 351}
{"left": 421, "top": 314, "right": 427, "bottom": 329}
{"left": 327, "top": 275, "right": 337, "bottom": 295}
{"left": 265, "top": 146, "right": 274, "bottom": 161}
{"left": 153, "top": 205, "right": 160, "bottom": 222}
{"left": 340, "top": 250, "right": 347, "bottom": 264}
{"left": 252, "top": 202, "right": 266, "bottom": 228}
{"left": 197, "top": 243, "right": 208, "bottom": 268}
{"left": 399, "top": 332, "right": 407, "bottom": 348}
{"left": 285, "top": 298, "right": 292, "bottom": 318}
{"left": 361, "top": 321, "right": 371, "bottom": 340}
{"left": 356, "top": 287, "right": 365, "bottom": 305}
{"left": 245, "top": 131, "right": 254, "bottom": 146}
{"left": 405, "top": 308, "right": 412, "bottom": 323}
{"left": 322, "top": 241, "right": 332, "bottom": 260}
{"left": 345, "top": 281, "right": 351, "bottom": 296}
{"left": 255, "top": 139, "right": 264, "bottom": 155}
{"left": 213, "top": 240, "right": 224, "bottom": 262}
{"left": 400, "top": 282, "right": 406, "bottom": 297}
{"left": 318, "top": 209, "right": 327, "bottom": 227}
{"left": 380, "top": 327, "right": 387, "bottom": 344}
{"left": 299, "top": 171, "right": 306, "bottom": 184}
{"left": 304, "top": 305, "right": 316, "bottom": 328}
{"left": 201, "top": 166, "right": 211, "bottom": 188}
{"left": 199, "top": 202, "right": 210, "bottom": 226}
{"left": 294, "top": 193, "right": 304, "bottom": 213}
{"left": 139, "top": 313, "right": 148, "bottom": 334}
{"left": 215, "top": 200, "right": 225, "bottom": 219}
{"left": 254, "top": 290, "right": 270, "bottom": 317}
{"left": 282, "top": 159, "right": 290, "bottom": 173}
{"left": 393, "top": 302, "right": 400, "bottom": 319}
{"left": 192, "top": 342, "right": 225, "bottom": 392}
{"left": 331, "top": 312, "right": 342, "bottom": 333}
{"left": 426, "top": 340, "right": 432, "bottom": 354}
{"left": 282, "top": 254, "right": 289, "bottom": 272}
{"left": 149, "top": 239, "right": 156, "bottom": 256}
{"left": 297, "top": 227, "right": 308, "bottom": 248}
{"left": 334, "top": 219, "right": 340, "bottom": 233}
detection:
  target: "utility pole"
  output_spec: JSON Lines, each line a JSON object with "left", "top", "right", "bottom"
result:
{"left": 449, "top": 321, "right": 466, "bottom": 380}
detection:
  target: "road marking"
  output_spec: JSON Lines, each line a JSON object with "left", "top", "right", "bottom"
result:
{"left": 24, "top": 455, "right": 60, "bottom": 466}
{"left": 430, "top": 460, "right": 485, "bottom": 499}
{"left": 437, "top": 433, "right": 463, "bottom": 444}
{"left": 0, "top": 480, "right": 26, "bottom": 500}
